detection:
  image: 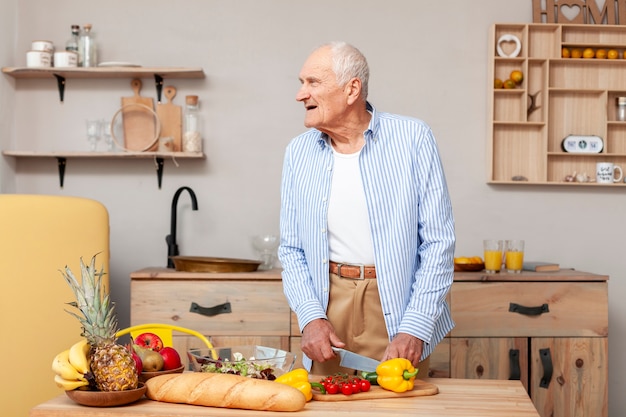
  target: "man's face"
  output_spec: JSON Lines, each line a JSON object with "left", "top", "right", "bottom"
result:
{"left": 296, "top": 46, "right": 349, "bottom": 132}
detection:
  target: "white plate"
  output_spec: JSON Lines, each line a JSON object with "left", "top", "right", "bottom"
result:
{"left": 98, "top": 61, "right": 141, "bottom": 68}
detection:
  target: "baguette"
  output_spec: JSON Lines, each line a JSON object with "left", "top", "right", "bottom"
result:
{"left": 145, "top": 372, "right": 306, "bottom": 412}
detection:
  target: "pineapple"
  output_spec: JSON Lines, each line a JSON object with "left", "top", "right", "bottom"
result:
{"left": 60, "top": 255, "right": 138, "bottom": 391}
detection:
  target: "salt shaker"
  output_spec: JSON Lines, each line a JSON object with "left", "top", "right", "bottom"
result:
{"left": 183, "top": 95, "right": 202, "bottom": 152}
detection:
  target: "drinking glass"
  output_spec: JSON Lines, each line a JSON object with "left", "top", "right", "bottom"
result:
{"left": 86, "top": 119, "right": 101, "bottom": 151}
{"left": 483, "top": 239, "right": 503, "bottom": 273}
{"left": 251, "top": 234, "right": 280, "bottom": 270}
{"left": 505, "top": 240, "right": 525, "bottom": 273}
{"left": 100, "top": 119, "right": 115, "bottom": 151}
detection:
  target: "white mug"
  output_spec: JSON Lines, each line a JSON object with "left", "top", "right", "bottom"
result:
{"left": 596, "top": 162, "right": 623, "bottom": 183}
{"left": 26, "top": 50, "right": 52, "bottom": 68}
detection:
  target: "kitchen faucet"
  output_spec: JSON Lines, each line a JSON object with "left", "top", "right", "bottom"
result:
{"left": 166, "top": 186, "right": 198, "bottom": 268}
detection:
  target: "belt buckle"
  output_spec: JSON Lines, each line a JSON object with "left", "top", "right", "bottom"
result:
{"left": 337, "top": 262, "right": 365, "bottom": 280}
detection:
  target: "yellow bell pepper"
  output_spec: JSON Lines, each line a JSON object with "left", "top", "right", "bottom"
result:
{"left": 375, "top": 358, "right": 419, "bottom": 393}
{"left": 275, "top": 368, "right": 325, "bottom": 401}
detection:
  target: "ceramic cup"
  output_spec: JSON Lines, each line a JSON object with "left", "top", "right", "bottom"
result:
{"left": 596, "top": 162, "right": 623, "bottom": 183}
{"left": 31, "top": 40, "right": 54, "bottom": 53}
{"left": 26, "top": 50, "right": 52, "bottom": 68}
{"left": 53, "top": 51, "right": 78, "bottom": 67}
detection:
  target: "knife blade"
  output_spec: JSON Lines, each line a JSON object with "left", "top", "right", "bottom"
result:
{"left": 331, "top": 347, "right": 380, "bottom": 372}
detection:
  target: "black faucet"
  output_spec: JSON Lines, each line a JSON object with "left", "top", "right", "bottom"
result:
{"left": 166, "top": 186, "right": 198, "bottom": 268}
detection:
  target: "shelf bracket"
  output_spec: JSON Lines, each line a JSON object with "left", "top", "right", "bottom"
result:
{"left": 53, "top": 74, "right": 66, "bottom": 102}
{"left": 56, "top": 157, "right": 66, "bottom": 188}
{"left": 156, "top": 157, "right": 164, "bottom": 189}
{"left": 154, "top": 74, "right": 164, "bottom": 103}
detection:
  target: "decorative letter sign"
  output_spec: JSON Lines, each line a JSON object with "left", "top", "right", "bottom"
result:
{"left": 532, "top": 0, "right": 626, "bottom": 24}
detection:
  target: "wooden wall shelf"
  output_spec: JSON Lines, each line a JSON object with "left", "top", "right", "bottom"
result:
{"left": 489, "top": 23, "right": 626, "bottom": 187}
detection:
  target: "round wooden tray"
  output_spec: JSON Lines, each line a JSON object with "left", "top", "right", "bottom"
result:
{"left": 65, "top": 382, "right": 146, "bottom": 407}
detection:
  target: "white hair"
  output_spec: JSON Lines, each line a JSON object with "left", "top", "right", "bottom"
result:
{"left": 322, "top": 41, "right": 369, "bottom": 101}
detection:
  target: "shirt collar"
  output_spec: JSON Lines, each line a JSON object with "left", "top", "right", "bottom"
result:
{"left": 316, "top": 101, "right": 379, "bottom": 148}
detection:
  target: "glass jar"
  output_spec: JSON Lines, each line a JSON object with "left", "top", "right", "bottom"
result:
{"left": 183, "top": 95, "right": 202, "bottom": 152}
{"left": 617, "top": 97, "right": 626, "bottom": 121}
{"left": 79, "top": 24, "right": 97, "bottom": 67}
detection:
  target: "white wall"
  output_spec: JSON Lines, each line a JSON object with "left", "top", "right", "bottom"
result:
{"left": 0, "top": 0, "right": 17, "bottom": 192}
{"left": 5, "top": 0, "right": 624, "bottom": 414}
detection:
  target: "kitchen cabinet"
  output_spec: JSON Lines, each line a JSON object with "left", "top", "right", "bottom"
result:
{"left": 489, "top": 23, "right": 626, "bottom": 186}
{"left": 129, "top": 268, "right": 304, "bottom": 369}
{"left": 430, "top": 270, "right": 609, "bottom": 417}
{"left": 1, "top": 66, "right": 206, "bottom": 187}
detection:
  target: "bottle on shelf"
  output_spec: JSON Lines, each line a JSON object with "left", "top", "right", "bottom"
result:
{"left": 65, "top": 25, "right": 80, "bottom": 54}
{"left": 79, "top": 24, "right": 97, "bottom": 67}
{"left": 183, "top": 95, "right": 202, "bottom": 153}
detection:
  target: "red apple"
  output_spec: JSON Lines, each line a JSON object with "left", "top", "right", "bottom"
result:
{"left": 131, "top": 349, "right": 143, "bottom": 373}
{"left": 134, "top": 332, "right": 163, "bottom": 351}
{"left": 159, "top": 347, "right": 182, "bottom": 370}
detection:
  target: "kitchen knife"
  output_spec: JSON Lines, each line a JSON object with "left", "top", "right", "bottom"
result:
{"left": 331, "top": 347, "right": 380, "bottom": 372}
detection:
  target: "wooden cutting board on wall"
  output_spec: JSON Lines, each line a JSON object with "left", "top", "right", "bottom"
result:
{"left": 156, "top": 86, "right": 182, "bottom": 151}
{"left": 121, "top": 79, "right": 157, "bottom": 151}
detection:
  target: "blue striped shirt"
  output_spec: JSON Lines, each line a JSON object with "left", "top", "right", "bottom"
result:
{"left": 279, "top": 102, "right": 455, "bottom": 368}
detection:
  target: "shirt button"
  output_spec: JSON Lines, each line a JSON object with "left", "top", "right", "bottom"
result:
{"left": 323, "top": 287, "right": 329, "bottom": 293}
{"left": 322, "top": 259, "right": 327, "bottom": 264}
{"left": 321, "top": 228, "right": 326, "bottom": 233}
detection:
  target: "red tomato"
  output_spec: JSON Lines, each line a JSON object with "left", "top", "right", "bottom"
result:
{"left": 340, "top": 383, "right": 353, "bottom": 395}
{"left": 326, "top": 383, "right": 340, "bottom": 395}
{"left": 351, "top": 382, "right": 361, "bottom": 394}
{"left": 359, "top": 379, "right": 371, "bottom": 392}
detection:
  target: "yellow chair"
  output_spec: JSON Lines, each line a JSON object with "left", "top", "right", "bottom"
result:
{"left": 115, "top": 323, "right": 214, "bottom": 351}
{"left": 0, "top": 194, "right": 110, "bottom": 417}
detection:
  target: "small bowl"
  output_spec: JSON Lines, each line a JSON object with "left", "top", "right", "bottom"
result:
{"left": 65, "top": 382, "right": 146, "bottom": 407}
{"left": 188, "top": 345, "right": 295, "bottom": 379}
{"left": 139, "top": 365, "right": 185, "bottom": 382}
{"left": 454, "top": 262, "right": 485, "bottom": 272}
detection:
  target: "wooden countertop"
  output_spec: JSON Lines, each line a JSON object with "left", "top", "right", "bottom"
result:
{"left": 30, "top": 378, "right": 540, "bottom": 417}
{"left": 131, "top": 267, "right": 607, "bottom": 283}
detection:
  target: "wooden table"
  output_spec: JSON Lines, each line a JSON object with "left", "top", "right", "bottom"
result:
{"left": 30, "top": 378, "right": 540, "bottom": 417}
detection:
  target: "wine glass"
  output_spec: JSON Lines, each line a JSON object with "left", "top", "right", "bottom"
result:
{"left": 251, "top": 234, "right": 280, "bottom": 270}
{"left": 86, "top": 119, "right": 101, "bottom": 151}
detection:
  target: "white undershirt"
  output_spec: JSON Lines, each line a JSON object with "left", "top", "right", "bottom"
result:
{"left": 327, "top": 147, "right": 375, "bottom": 265}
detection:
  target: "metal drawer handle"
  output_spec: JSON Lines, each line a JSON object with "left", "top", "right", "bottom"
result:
{"left": 509, "top": 302, "right": 549, "bottom": 316}
{"left": 539, "top": 348, "right": 553, "bottom": 388}
{"left": 509, "top": 349, "right": 521, "bottom": 380}
{"left": 190, "top": 301, "right": 232, "bottom": 317}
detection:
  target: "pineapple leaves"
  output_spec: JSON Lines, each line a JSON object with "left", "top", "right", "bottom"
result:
{"left": 59, "top": 254, "right": 119, "bottom": 342}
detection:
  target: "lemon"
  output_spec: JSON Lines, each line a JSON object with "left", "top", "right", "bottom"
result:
{"left": 571, "top": 48, "right": 583, "bottom": 58}
{"left": 583, "top": 48, "right": 595, "bottom": 58}
{"left": 596, "top": 49, "right": 607, "bottom": 59}
{"left": 562, "top": 47, "right": 571, "bottom": 58}
{"left": 454, "top": 257, "right": 470, "bottom": 264}
{"left": 608, "top": 49, "right": 619, "bottom": 59}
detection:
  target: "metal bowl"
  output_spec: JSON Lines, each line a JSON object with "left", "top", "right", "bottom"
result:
{"left": 170, "top": 256, "right": 261, "bottom": 273}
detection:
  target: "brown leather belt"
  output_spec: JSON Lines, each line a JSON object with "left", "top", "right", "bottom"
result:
{"left": 329, "top": 261, "right": 376, "bottom": 279}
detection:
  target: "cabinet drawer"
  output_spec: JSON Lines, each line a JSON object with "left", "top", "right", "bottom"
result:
{"left": 450, "top": 282, "right": 607, "bottom": 337}
{"left": 131, "top": 280, "right": 291, "bottom": 336}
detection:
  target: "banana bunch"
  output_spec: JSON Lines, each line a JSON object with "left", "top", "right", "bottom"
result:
{"left": 52, "top": 339, "right": 91, "bottom": 391}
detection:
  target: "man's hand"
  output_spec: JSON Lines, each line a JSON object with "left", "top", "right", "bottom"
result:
{"left": 382, "top": 333, "right": 424, "bottom": 368}
{"left": 300, "top": 318, "right": 345, "bottom": 363}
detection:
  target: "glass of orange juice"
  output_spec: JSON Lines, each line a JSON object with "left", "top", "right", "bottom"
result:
{"left": 505, "top": 239, "right": 525, "bottom": 273}
{"left": 483, "top": 239, "right": 503, "bottom": 273}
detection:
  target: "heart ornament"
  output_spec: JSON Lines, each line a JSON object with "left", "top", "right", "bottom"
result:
{"left": 496, "top": 34, "right": 522, "bottom": 58}
{"left": 558, "top": 1, "right": 584, "bottom": 23}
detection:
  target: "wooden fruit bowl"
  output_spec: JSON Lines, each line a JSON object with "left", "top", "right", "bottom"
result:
{"left": 65, "top": 382, "right": 146, "bottom": 407}
{"left": 454, "top": 262, "right": 485, "bottom": 272}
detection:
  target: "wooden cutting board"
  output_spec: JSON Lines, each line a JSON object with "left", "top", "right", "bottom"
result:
{"left": 121, "top": 78, "right": 157, "bottom": 151}
{"left": 156, "top": 86, "right": 182, "bottom": 151}
{"left": 311, "top": 378, "right": 438, "bottom": 401}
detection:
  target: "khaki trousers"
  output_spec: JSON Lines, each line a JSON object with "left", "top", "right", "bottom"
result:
{"left": 311, "top": 273, "right": 430, "bottom": 377}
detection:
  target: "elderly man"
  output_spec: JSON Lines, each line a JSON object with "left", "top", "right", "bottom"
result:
{"left": 279, "top": 41, "right": 455, "bottom": 375}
